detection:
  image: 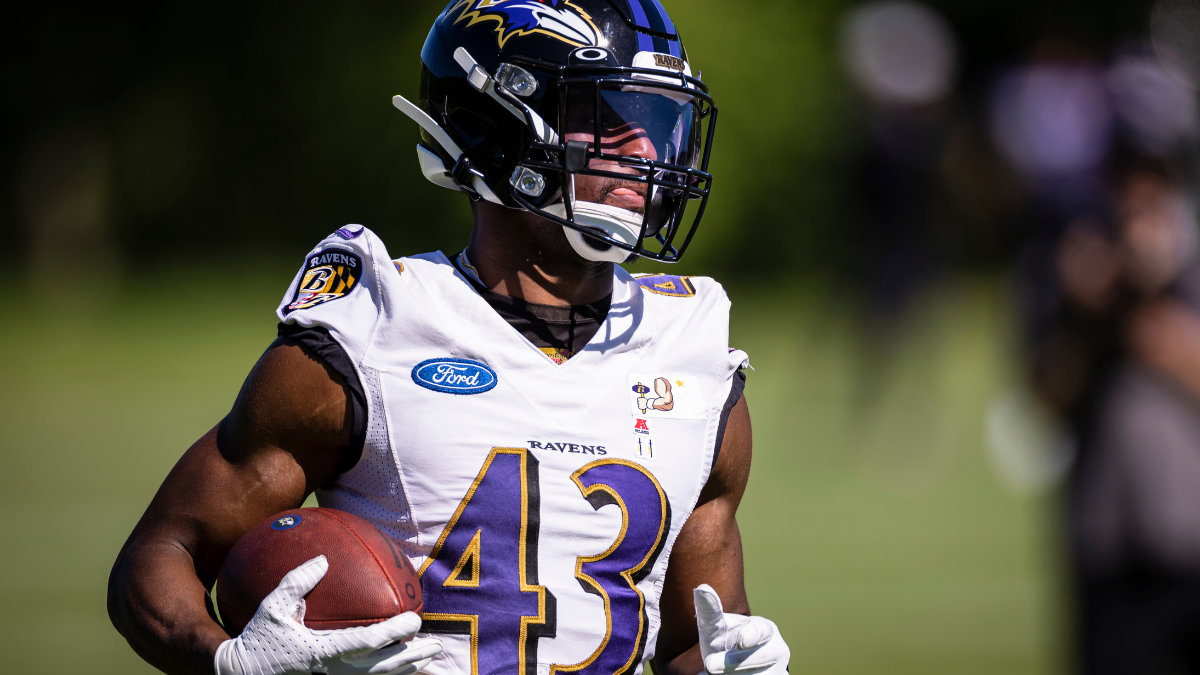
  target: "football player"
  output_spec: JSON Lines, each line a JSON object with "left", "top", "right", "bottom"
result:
{"left": 107, "top": 2, "right": 792, "bottom": 675}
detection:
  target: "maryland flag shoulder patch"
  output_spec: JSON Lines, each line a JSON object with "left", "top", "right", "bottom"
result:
{"left": 634, "top": 273, "right": 696, "bottom": 298}
{"left": 285, "top": 248, "right": 363, "bottom": 314}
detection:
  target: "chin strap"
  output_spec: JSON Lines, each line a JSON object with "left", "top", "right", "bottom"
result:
{"left": 546, "top": 200, "right": 644, "bottom": 263}
{"left": 391, "top": 95, "right": 501, "bottom": 204}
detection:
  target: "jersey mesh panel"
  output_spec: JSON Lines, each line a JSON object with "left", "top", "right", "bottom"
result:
{"left": 317, "top": 364, "right": 420, "bottom": 556}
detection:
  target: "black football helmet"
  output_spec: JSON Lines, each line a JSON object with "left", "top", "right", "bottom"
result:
{"left": 394, "top": 0, "right": 716, "bottom": 263}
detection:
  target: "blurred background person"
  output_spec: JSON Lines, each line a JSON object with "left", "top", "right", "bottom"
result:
{"left": 839, "top": 0, "right": 965, "bottom": 419}
{"left": 1013, "top": 40, "right": 1200, "bottom": 673}
{"left": 840, "top": 0, "right": 960, "bottom": 321}
{"left": 6, "top": 1, "right": 1200, "bottom": 673}
{"left": 839, "top": 0, "right": 1024, "bottom": 426}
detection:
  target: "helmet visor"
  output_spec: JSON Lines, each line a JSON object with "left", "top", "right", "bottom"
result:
{"left": 507, "top": 68, "right": 716, "bottom": 263}
{"left": 562, "top": 86, "right": 702, "bottom": 170}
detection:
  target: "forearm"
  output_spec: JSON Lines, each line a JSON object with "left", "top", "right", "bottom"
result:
{"left": 654, "top": 397, "right": 755, "bottom": 675}
{"left": 654, "top": 513, "right": 750, "bottom": 671}
{"left": 109, "top": 539, "right": 230, "bottom": 675}
{"left": 656, "top": 643, "right": 703, "bottom": 675}
{"left": 108, "top": 343, "right": 356, "bottom": 673}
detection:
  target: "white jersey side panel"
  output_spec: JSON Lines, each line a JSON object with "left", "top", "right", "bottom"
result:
{"left": 279, "top": 226, "right": 747, "bottom": 675}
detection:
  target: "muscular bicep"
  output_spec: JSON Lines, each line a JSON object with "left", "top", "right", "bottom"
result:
{"left": 654, "top": 394, "right": 752, "bottom": 673}
{"left": 124, "top": 338, "right": 353, "bottom": 583}
{"left": 107, "top": 339, "right": 355, "bottom": 672}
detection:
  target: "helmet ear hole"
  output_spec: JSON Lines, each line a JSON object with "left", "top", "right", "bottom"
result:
{"left": 446, "top": 108, "right": 495, "bottom": 147}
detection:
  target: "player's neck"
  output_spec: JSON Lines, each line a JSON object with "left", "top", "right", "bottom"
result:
{"left": 465, "top": 201, "right": 613, "bottom": 307}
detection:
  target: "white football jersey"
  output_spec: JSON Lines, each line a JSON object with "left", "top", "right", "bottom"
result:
{"left": 276, "top": 225, "right": 748, "bottom": 675}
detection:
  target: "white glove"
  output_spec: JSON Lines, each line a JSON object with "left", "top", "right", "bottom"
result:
{"left": 694, "top": 584, "right": 789, "bottom": 675}
{"left": 215, "top": 556, "right": 442, "bottom": 675}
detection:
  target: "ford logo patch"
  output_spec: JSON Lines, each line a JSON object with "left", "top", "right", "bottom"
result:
{"left": 412, "top": 358, "right": 498, "bottom": 395}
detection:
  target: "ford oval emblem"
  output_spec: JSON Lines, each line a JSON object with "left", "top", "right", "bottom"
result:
{"left": 412, "top": 358, "right": 498, "bottom": 395}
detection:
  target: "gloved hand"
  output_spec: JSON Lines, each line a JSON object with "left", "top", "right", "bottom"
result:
{"left": 694, "top": 584, "right": 789, "bottom": 675}
{"left": 215, "top": 556, "right": 442, "bottom": 675}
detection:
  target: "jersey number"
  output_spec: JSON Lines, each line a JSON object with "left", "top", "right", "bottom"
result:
{"left": 419, "top": 449, "right": 671, "bottom": 675}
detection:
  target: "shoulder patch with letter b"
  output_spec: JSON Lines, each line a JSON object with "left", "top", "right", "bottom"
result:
{"left": 285, "top": 248, "right": 363, "bottom": 314}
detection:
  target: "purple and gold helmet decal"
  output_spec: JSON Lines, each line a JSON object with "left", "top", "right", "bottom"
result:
{"left": 447, "top": 0, "right": 600, "bottom": 48}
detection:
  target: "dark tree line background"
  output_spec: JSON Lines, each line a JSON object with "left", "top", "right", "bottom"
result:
{"left": 1, "top": 0, "right": 1160, "bottom": 285}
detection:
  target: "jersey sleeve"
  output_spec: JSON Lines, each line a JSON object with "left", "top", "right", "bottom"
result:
{"left": 275, "top": 224, "right": 394, "bottom": 364}
{"left": 276, "top": 323, "right": 368, "bottom": 473}
{"left": 712, "top": 369, "right": 747, "bottom": 464}
{"left": 706, "top": 281, "right": 750, "bottom": 463}
{"left": 631, "top": 271, "right": 751, "bottom": 435}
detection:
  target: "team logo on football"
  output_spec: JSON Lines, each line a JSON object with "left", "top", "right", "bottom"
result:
{"left": 272, "top": 515, "right": 302, "bottom": 530}
{"left": 447, "top": 0, "right": 600, "bottom": 48}
{"left": 285, "top": 248, "right": 363, "bottom": 314}
{"left": 412, "top": 358, "right": 498, "bottom": 395}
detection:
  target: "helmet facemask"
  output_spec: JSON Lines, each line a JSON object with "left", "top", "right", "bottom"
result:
{"left": 395, "top": 0, "right": 717, "bottom": 264}
{"left": 510, "top": 54, "right": 716, "bottom": 263}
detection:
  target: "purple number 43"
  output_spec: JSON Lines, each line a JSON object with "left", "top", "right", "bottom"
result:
{"left": 419, "top": 449, "right": 671, "bottom": 675}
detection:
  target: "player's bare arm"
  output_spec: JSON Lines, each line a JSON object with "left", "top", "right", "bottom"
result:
{"left": 655, "top": 396, "right": 753, "bottom": 675}
{"left": 111, "top": 3, "right": 791, "bottom": 675}
{"left": 107, "top": 339, "right": 355, "bottom": 674}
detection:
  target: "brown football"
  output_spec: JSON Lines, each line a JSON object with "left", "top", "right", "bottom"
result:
{"left": 216, "top": 508, "right": 422, "bottom": 635}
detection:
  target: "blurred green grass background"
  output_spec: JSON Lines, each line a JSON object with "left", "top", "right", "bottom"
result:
{"left": 0, "top": 273, "right": 1059, "bottom": 674}
{"left": 4, "top": 0, "right": 1168, "bottom": 671}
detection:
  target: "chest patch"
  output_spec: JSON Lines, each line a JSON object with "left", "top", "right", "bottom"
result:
{"left": 285, "top": 248, "right": 363, "bottom": 314}
{"left": 628, "top": 373, "right": 706, "bottom": 418}
{"left": 412, "top": 358, "right": 498, "bottom": 395}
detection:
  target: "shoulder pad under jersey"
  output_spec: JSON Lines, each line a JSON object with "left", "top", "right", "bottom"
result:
{"left": 632, "top": 273, "right": 697, "bottom": 298}
{"left": 628, "top": 270, "right": 748, "bottom": 379}
{"left": 276, "top": 224, "right": 396, "bottom": 363}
